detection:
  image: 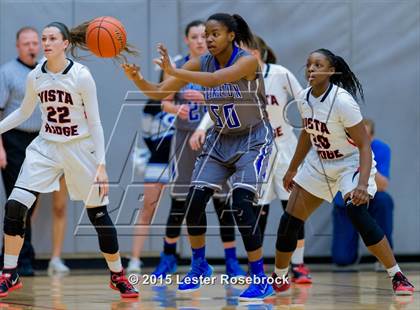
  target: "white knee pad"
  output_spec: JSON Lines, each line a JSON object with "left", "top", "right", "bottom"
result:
{"left": 9, "top": 187, "right": 37, "bottom": 208}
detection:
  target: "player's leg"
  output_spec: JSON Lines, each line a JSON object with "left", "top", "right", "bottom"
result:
{"left": 84, "top": 204, "right": 137, "bottom": 297}
{"left": 280, "top": 198, "right": 312, "bottom": 284}
{"left": 340, "top": 169, "right": 413, "bottom": 295}
{"left": 177, "top": 140, "right": 229, "bottom": 292}
{"left": 177, "top": 185, "right": 214, "bottom": 292}
{"left": 152, "top": 130, "right": 198, "bottom": 278}
{"left": 128, "top": 139, "right": 171, "bottom": 273}
{"left": 213, "top": 194, "right": 247, "bottom": 279}
{"left": 332, "top": 201, "right": 360, "bottom": 266}
{"left": 0, "top": 187, "right": 38, "bottom": 297}
{"left": 254, "top": 204, "right": 270, "bottom": 241}
{"left": 230, "top": 124, "right": 275, "bottom": 301}
{"left": 272, "top": 159, "right": 327, "bottom": 293}
{"left": 272, "top": 184, "right": 323, "bottom": 292}
{"left": 128, "top": 182, "right": 165, "bottom": 273}
{"left": 1, "top": 137, "right": 61, "bottom": 297}
{"left": 150, "top": 197, "right": 184, "bottom": 278}
{"left": 48, "top": 176, "right": 70, "bottom": 276}
{"left": 367, "top": 192, "right": 394, "bottom": 271}
{"left": 0, "top": 130, "right": 38, "bottom": 276}
{"left": 63, "top": 138, "right": 138, "bottom": 298}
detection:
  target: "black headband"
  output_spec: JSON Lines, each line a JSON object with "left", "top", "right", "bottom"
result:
{"left": 46, "top": 22, "right": 70, "bottom": 40}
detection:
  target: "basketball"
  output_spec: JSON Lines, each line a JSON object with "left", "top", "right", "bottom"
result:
{"left": 86, "top": 16, "right": 127, "bottom": 58}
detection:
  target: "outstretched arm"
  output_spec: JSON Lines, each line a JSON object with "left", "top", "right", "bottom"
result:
{"left": 122, "top": 56, "right": 200, "bottom": 100}
{"left": 0, "top": 74, "right": 38, "bottom": 134}
{"left": 155, "top": 44, "right": 258, "bottom": 87}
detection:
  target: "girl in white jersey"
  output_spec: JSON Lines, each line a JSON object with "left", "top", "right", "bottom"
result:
{"left": 272, "top": 49, "right": 414, "bottom": 295}
{"left": 242, "top": 35, "right": 312, "bottom": 284}
{"left": 0, "top": 22, "right": 138, "bottom": 298}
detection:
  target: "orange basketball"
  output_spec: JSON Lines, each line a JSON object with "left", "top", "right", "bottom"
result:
{"left": 86, "top": 16, "right": 127, "bottom": 58}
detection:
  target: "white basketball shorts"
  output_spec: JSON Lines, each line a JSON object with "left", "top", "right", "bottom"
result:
{"left": 259, "top": 137, "right": 297, "bottom": 204}
{"left": 293, "top": 152, "right": 377, "bottom": 203}
{"left": 15, "top": 136, "right": 108, "bottom": 206}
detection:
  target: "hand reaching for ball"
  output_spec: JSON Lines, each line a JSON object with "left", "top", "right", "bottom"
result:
{"left": 121, "top": 63, "right": 143, "bottom": 81}
{"left": 153, "top": 43, "right": 175, "bottom": 76}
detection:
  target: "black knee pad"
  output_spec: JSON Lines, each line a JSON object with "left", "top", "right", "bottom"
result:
{"left": 231, "top": 188, "right": 261, "bottom": 252}
{"left": 276, "top": 211, "right": 304, "bottom": 252}
{"left": 87, "top": 206, "right": 119, "bottom": 254}
{"left": 255, "top": 204, "right": 270, "bottom": 239}
{"left": 166, "top": 198, "right": 187, "bottom": 239}
{"left": 281, "top": 200, "right": 304, "bottom": 240}
{"left": 185, "top": 186, "right": 214, "bottom": 236}
{"left": 345, "top": 200, "right": 384, "bottom": 246}
{"left": 213, "top": 197, "right": 235, "bottom": 243}
{"left": 3, "top": 200, "right": 29, "bottom": 237}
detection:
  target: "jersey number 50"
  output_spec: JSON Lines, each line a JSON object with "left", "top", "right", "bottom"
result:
{"left": 210, "top": 103, "right": 241, "bottom": 129}
{"left": 47, "top": 106, "right": 71, "bottom": 123}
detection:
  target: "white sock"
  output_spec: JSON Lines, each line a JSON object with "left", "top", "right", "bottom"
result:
{"left": 51, "top": 256, "right": 61, "bottom": 262}
{"left": 386, "top": 264, "right": 401, "bottom": 277}
{"left": 130, "top": 257, "right": 140, "bottom": 264}
{"left": 291, "top": 246, "right": 304, "bottom": 265}
{"left": 275, "top": 266, "right": 289, "bottom": 277}
{"left": 4, "top": 254, "right": 18, "bottom": 269}
{"left": 107, "top": 259, "right": 123, "bottom": 273}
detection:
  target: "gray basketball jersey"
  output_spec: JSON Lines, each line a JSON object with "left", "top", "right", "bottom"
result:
{"left": 200, "top": 46, "right": 268, "bottom": 134}
{"left": 174, "top": 55, "right": 207, "bottom": 131}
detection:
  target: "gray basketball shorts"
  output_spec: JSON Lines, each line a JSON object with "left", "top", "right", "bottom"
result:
{"left": 170, "top": 130, "right": 229, "bottom": 199}
{"left": 191, "top": 121, "right": 273, "bottom": 196}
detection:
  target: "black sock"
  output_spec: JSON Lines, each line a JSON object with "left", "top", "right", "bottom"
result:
{"left": 163, "top": 240, "right": 177, "bottom": 255}
{"left": 3, "top": 267, "right": 17, "bottom": 275}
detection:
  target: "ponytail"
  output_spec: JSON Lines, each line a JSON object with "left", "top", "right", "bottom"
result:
{"left": 254, "top": 35, "right": 277, "bottom": 64}
{"left": 264, "top": 46, "right": 277, "bottom": 64}
{"left": 231, "top": 14, "right": 254, "bottom": 47}
{"left": 45, "top": 21, "right": 138, "bottom": 61}
{"left": 313, "top": 49, "right": 364, "bottom": 102}
{"left": 241, "top": 34, "right": 277, "bottom": 64}
{"left": 207, "top": 13, "right": 254, "bottom": 47}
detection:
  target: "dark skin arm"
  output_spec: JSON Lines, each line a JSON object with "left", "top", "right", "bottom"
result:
{"left": 283, "top": 130, "right": 312, "bottom": 192}
{"left": 154, "top": 44, "right": 258, "bottom": 87}
{"left": 344, "top": 121, "right": 372, "bottom": 205}
{"left": 121, "top": 57, "right": 200, "bottom": 100}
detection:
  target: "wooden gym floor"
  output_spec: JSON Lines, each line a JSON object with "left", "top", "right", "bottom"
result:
{"left": 0, "top": 265, "right": 418, "bottom": 310}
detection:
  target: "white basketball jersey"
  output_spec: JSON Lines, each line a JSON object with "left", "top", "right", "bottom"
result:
{"left": 31, "top": 59, "right": 91, "bottom": 142}
{"left": 298, "top": 84, "right": 363, "bottom": 161}
{"left": 262, "top": 63, "right": 302, "bottom": 143}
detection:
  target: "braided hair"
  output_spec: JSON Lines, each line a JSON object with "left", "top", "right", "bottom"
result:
{"left": 313, "top": 48, "right": 364, "bottom": 102}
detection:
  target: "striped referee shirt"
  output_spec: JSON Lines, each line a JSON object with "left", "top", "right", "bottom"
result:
{"left": 0, "top": 58, "right": 41, "bottom": 132}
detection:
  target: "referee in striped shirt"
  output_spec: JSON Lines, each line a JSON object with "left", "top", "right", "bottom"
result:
{"left": 0, "top": 26, "right": 41, "bottom": 276}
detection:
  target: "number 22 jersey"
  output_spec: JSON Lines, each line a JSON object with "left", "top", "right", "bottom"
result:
{"left": 31, "top": 59, "right": 98, "bottom": 142}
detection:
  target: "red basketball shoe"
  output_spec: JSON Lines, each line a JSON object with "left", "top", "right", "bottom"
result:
{"left": 109, "top": 270, "right": 139, "bottom": 298}
{"left": 0, "top": 270, "right": 23, "bottom": 298}
{"left": 291, "top": 263, "right": 313, "bottom": 284}
{"left": 392, "top": 272, "right": 414, "bottom": 295}
{"left": 271, "top": 272, "right": 290, "bottom": 293}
